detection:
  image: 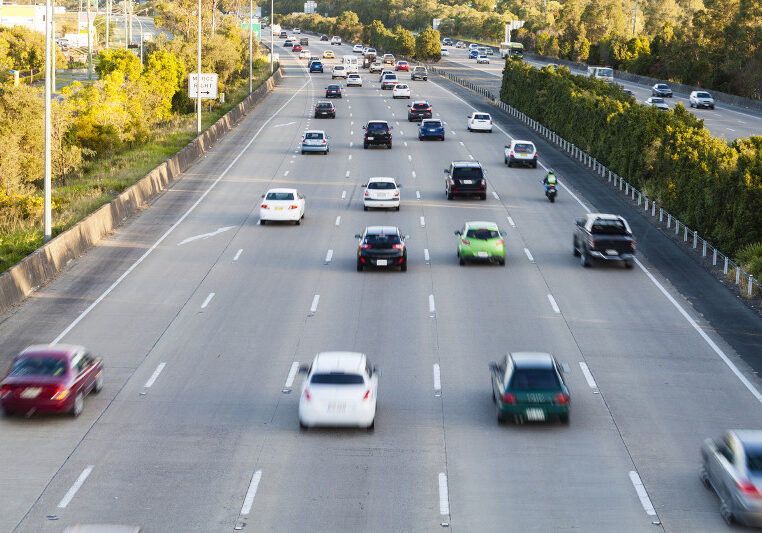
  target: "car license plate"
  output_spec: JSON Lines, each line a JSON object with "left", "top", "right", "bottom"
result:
{"left": 606, "top": 249, "right": 618, "bottom": 255}
{"left": 376, "top": 259, "right": 388, "bottom": 266}
{"left": 462, "top": 180, "right": 473, "bottom": 184}
{"left": 20, "top": 387, "right": 42, "bottom": 399}
{"left": 477, "top": 251, "right": 489, "bottom": 258}
{"left": 275, "top": 207, "right": 283, "bottom": 210}
{"left": 328, "top": 402, "right": 346, "bottom": 412}
{"left": 367, "top": 136, "right": 374, "bottom": 140}
{"left": 525, "top": 408, "right": 545, "bottom": 421}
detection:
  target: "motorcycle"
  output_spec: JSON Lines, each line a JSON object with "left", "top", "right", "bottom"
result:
{"left": 544, "top": 182, "right": 557, "bottom": 203}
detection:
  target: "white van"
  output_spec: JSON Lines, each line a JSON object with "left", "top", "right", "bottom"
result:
{"left": 342, "top": 55, "right": 359, "bottom": 73}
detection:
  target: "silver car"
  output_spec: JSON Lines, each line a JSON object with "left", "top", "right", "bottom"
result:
{"left": 690, "top": 90, "right": 715, "bottom": 110}
{"left": 700, "top": 430, "right": 762, "bottom": 526}
{"left": 645, "top": 97, "right": 669, "bottom": 110}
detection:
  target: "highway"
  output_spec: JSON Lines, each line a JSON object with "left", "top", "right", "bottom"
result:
{"left": 1, "top": 35, "right": 762, "bottom": 532}
{"left": 439, "top": 46, "right": 762, "bottom": 141}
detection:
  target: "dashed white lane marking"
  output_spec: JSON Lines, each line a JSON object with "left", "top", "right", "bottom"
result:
{"left": 201, "top": 292, "right": 215, "bottom": 309}
{"left": 436, "top": 112, "right": 440, "bottom": 116}
{"left": 233, "top": 249, "right": 243, "bottom": 262}
{"left": 350, "top": 130, "right": 354, "bottom": 135}
{"left": 429, "top": 294, "right": 436, "bottom": 314}
{"left": 433, "top": 363, "right": 441, "bottom": 395}
{"left": 408, "top": 154, "right": 412, "bottom": 161}
{"left": 438, "top": 473, "right": 450, "bottom": 515}
{"left": 57, "top": 466, "right": 94, "bottom": 508}
{"left": 726, "top": 127, "right": 735, "bottom": 132}
{"left": 350, "top": 113, "right": 353, "bottom": 117}
{"left": 345, "top": 170, "right": 350, "bottom": 178}
{"left": 416, "top": 190, "right": 421, "bottom": 199}
{"left": 547, "top": 294, "right": 560, "bottom": 314}
{"left": 349, "top": 141, "right": 353, "bottom": 148}
{"left": 492, "top": 191, "right": 499, "bottom": 199}
{"left": 400, "top": 130, "right": 404, "bottom": 135}
{"left": 240, "top": 470, "right": 263, "bottom": 515}
{"left": 459, "top": 141, "right": 464, "bottom": 146}
{"left": 451, "top": 130, "right": 456, "bottom": 135}
{"left": 629, "top": 471, "right": 657, "bottom": 516}
{"left": 412, "top": 171, "right": 417, "bottom": 178}
{"left": 523, "top": 248, "right": 534, "bottom": 262}
{"left": 579, "top": 362, "right": 598, "bottom": 389}
{"left": 335, "top": 216, "right": 341, "bottom": 226}
{"left": 469, "top": 154, "right": 475, "bottom": 160}
{"left": 144, "top": 362, "right": 166, "bottom": 388}
{"left": 506, "top": 216, "right": 515, "bottom": 227}
{"left": 396, "top": 121, "right": 400, "bottom": 126}
{"left": 404, "top": 141, "right": 408, "bottom": 147}
{"left": 351, "top": 121, "right": 354, "bottom": 125}
{"left": 310, "top": 294, "right": 320, "bottom": 314}
{"left": 283, "top": 362, "right": 299, "bottom": 392}
{"left": 289, "top": 160, "right": 294, "bottom": 163}
{"left": 392, "top": 112, "right": 395, "bottom": 117}
{"left": 348, "top": 154, "right": 352, "bottom": 160}
{"left": 424, "top": 248, "right": 430, "bottom": 262}
{"left": 284, "top": 170, "right": 289, "bottom": 176}
{"left": 348, "top": 105, "right": 351, "bottom": 109}
{"left": 341, "top": 190, "right": 346, "bottom": 199}
{"left": 325, "top": 249, "right": 333, "bottom": 264}
{"left": 420, "top": 216, "right": 425, "bottom": 227}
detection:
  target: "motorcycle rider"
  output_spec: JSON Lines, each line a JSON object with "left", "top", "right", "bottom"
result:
{"left": 542, "top": 170, "right": 557, "bottom": 191}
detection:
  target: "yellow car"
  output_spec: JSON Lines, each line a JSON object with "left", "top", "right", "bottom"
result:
{"left": 323, "top": 50, "right": 335, "bottom": 59}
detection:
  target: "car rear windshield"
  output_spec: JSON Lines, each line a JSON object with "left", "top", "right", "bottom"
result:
{"left": 367, "top": 123, "right": 389, "bottom": 133}
{"left": 414, "top": 67, "right": 426, "bottom": 72}
{"left": 474, "top": 114, "right": 490, "bottom": 120}
{"left": 327, "top": 85, "right": 340, "bottom": 90}
{"left": 368, "top": 182, "right": 396, "bottom": 190}
{"left": 591, "top": 219, "right": 629, "bottom": 235}
{"left": 422, "top": 121, "right": 441, "bottom": 127}
{"left": 510, "top": 369, "right": 560, "bottom": 391}
{"left": 266, "top": 192, "right": 295, "bottom": 200}
{"left": 452, "top": 167, "right": 484, "bottom": 180}
{"left": 365, "top": 234, "right": 401, "bottom": 247}
{"left": 10, "top": 357, "right": 67, "bottom": 377}
{"left": 383, "top": 74, "right": 397, "bottom": 80}
{"left": 334, "top": 66, "right": 344, "bottom": 70}
{"left": 651, "top": 98, "right": 664, "bottom": 103}
{"left": 311, "top": 373, "right": 364, "bottom": 385}
{"left": 466, "top": 228, "right": 499, "bottom": 240}
{"left": 348, "top": 74, "right": 359, "bottom": 78}
{"left": 696, "top": 92, "right": 712, "bottom": 98}
{"left": 514, "top": 143, "right": 534, "bottom": 153}
{"left": 316, "top": 103, "right": 331, "bottom": 108}
{"left": 413, "top": 103, "right": 429, "bottom": 109}
{"left": 657, "top": 84, "right": 669, "bottom": 89}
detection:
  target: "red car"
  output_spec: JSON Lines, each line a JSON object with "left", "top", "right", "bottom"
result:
{"left": 292, "top": 44, "right": 302, "bottom": 52}
{"left": 395, "top": 61, "right": 409, "bottom": 71}
{"left": 0, "top": 344, "right": 103, "bottom": 417}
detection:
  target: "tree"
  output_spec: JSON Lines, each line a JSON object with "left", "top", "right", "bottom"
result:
{"left": 415, "top": 27, "right": 441, "bottom": 60}
{"left": 394, "top": 25, "right": 416, "bottom": 56}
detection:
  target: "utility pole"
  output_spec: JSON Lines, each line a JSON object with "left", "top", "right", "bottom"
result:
{"left": 51, "top": 2, "right": 56, "bottom": 93}
{"left": 105, "top": 0, "right": 110, "bottom": 48}
{"left": 249, "top": 0, "right": 252, "bottom": 93}
{"left": 197, "top": 0, "right": 201, "bottom": 135}
{"left": 124, "top": 0, "right": 128, "bottom": 50}
{"left": 633, "top": 0, "right": 638, "bottom": 35}
{"left": 270, "top": 0, "right": 274, "bottom": 73}
{"left": 44, "top": 0, "right": 52, "bottom": 242}
{"left": 86, "top": 0, "right": 92, "bottom": 80}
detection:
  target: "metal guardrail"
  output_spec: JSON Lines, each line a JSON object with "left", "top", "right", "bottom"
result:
{"left": 424, "top": 63, "right": 761, "bottom": 299}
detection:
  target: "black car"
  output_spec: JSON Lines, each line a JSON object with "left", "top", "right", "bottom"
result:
{"left": 407, "top": 101, "right": 432, "bottom": 122}
{"left": 280, "top": 31, "right": 288, "bottom": 38}
{"left": 445, "top": 161, "right": 487, "bottom": 200}
{"left": 363, "top": 120, "right": 392, "bottom": 149}
{"left": 314, "top": 101, "right": 335, "bottom": 118}
{"left": 355, "top": 226, "right": 408, "bottom": 271}
{"left": 652, "top": 83, "right": 673, "bottom": 97}
{"left": 325, "top": 85, "right": 342, "bottom": 98}
{"left": 320, "top": 34, "right": 328, "bottom": 41}
{"left": 309, "top": 61, "right": 324, "bottom": 73}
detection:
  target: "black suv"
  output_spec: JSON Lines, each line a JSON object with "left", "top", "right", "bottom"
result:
{"left": 411, "top": 66, "right": 428, "bottom": 81}
{"left": 407, "top": 101, "right": 432, "bottom": 122}
{"left": 314, "top": 101, "right": 335, "bottom": 118}
{"left": 355, "top": 226, "right": 408, "bottom": 271}
{"left": 445, "top": 161, "right": 487, "bottom": 200}
{"left": 363, "top": 121, "right": 393, "bottom": 149}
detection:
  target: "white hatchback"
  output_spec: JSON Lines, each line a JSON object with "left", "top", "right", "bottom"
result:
{"left": 467, "top": 112, "right": 492, "bottom": 132}
{"left": 476, "top": 55, "right": 489, "bottom": 64}
{"left": 392, "top": 83, "right": 411, "bottom": 99}
{"left": 505, "top": 140, "right": 538, "bottom": 168}
{"left": 299, "top": 49, "right": 310, "bottom": 59}
{"left": 347, "top": 73, "right": 363, "bottom": 86}
{"left": 363, "top": 177, "right": 401, "bottom": 211}
{"left": 298, "top": 352, "right": 379, "bottom": 429}
{"left": 331, "top": 65, "right": 347, "bottom": 78}
{"left": 353, "top": 44, "right": 363, "bottom": 53}
{"left": 259, "top": 188, "right": 305, "bottom": 225}
{"left": 441, "top": 48, "right": 450, "bottom": 56}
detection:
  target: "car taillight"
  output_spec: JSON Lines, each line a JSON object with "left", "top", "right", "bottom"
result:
{"left": 500, "top": 393, "right": 516, "bottom": 404}
{"left": 554, "top": 393, "right": 570, "bottom": 405}
{"left": 364, "top": 191, "right": 369, "bottom": 197}
{"left": 51, "top": 387, "right": 70, "bottom": 401}
{"left": 0, "top": 384, "right": 12, "bottom": 398}
{"left": 496, "top": 239, "right": 504, "bottom": 246}
{"left": 589, "top": 238, "right": 596, "bottom": 247}
{"left": 363, "top": 390, "right": 370, "bottom": 400}
{"left": 509, "top": 151, "right": 514, "bottom": 157}
{"left": 288, "top": 204, "right": 298, "bottom": 210}
{"left": 261, "top": 204, "right": 268, "bottom": 209}
{"left": 315, "top": 107, "right": 318, "bottom": 111}
{"left": 321, "top": 139, "right": 326, "bottom": 144}
{"left": 737, "top": 479, "right": 762, "bottom": 497}
{"left": 631, "top": 239, "right": 636, "bottom": 250}
{"left": 393, "top": 244, "right": 404, "bottom": 250}
{"left": 426, "top": 107, "right": 431, "bottom": 111}
{"left": 480, "top": 179, "right": 486, "bottom": 186}
{"left": 360, "top": 243, "right": 371, "bottom": 249}
{"left": 302, "top": 139, "right": 308, "bottom": 143}
{"left": 394, "top": 192, "right": 399, "bottom": 197}
{"left": 534, "top": 153, "right": 538, "bottom": 158}
{"left": 303, "top": 388, "right": 311, "bottom": 401}
{"left": 461, "top": 238, "right": 470, "bottom": 245}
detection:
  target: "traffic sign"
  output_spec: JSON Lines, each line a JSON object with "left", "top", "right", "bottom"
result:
{"left": 189, "top": 73, "right": 218, "bottom": 100}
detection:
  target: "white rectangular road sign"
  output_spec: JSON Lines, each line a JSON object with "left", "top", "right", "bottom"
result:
{"left": 189, "top": 73, "right": 218, "bottom": 100}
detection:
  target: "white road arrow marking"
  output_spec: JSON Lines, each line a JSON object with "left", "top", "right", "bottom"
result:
{"left": 178, "top": 226, "right": 234, "bottom": 246}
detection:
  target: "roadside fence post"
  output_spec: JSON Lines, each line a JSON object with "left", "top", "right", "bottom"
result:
{"left": 684, "top": 226, "right": 688, "bottom": 242}
{"left": 702, "top": 240, "right": 706, "bottom": 256}
{"left": 736, "top": 267, "right": 741, "bottom": 284}
{"left": 749, "top": 276, "right": 754, "bottom": 297}
{"left": 693, "top": 231, "right": 697, "bottom": 248}
{"left": 723, "top": 256, "right": 728, "bottom": 274}
{"left": 713, "top": 248, "right": 717, "bottom": 265}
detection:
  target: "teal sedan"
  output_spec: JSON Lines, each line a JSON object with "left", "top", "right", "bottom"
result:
{"left": 489, "top": 352, "right": 570, "bottom": 424}
{"left": 455, "top": 221, "right": 506, "bottom": 265}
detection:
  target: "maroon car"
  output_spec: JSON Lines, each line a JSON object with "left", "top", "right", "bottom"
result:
{"left": 0, "top": 345, "right": 103, "bottom": 417}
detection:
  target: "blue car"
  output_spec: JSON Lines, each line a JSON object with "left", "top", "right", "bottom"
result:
{"left": 309, "top": 61, "right": 323, "bottom": 73}
{"left": 418, "top": 119, "right": 445, "bottom": 141}
{"left": 469, "top": 50, "right": 479, "bottom": 59}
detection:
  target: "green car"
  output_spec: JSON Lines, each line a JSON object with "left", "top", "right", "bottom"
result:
{"left": 489, "top": 352, "right": 570, "bottom": 424}
{"left": 455, "top": 221, "right": 506, "bottom": 265}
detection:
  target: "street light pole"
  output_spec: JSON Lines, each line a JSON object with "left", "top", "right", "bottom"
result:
{"left": 197, "top": 0, "right": 201, "bottom": 135}
{"left": 124, "top": 0, "right": 128, "bottom": 50}
{"left": 633, "top": 0, "right": 638, "bottom": 35}
{"left": 44, "top": 0, "right": 52, "bottom": 242}
{"left": 270, "top": 0, "right": 273, "bottom": 73}
{"left": 131, "top": 14, "right": 144, "bottom": 63}
{"left": 105, "top": 0, "right": 110, "bottom": 48}
{"left": 249, "top": 0, "right": 252, "bottom": 93}
{"left": 86, "top": 0, "right": 92, "bottom": 80}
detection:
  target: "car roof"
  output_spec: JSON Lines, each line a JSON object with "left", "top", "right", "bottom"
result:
{"left": 465, "top": 221, "right": 499, "bottom": 230}
{"left": 586, "top": 213, "right": 623, "bottom": 221}
{"left": 303, "top": 130, "right": 326, "bottom": 135}
{"left": 367, "top": 177, "right": 397, "bottom": 183}
{"left": 367, "top": 120, "right": 389, "bottom": 124}
{"left": 20, "top": 344, "right": 84, "bottom": 359}
{"left": 421, "top": 119, "right": 441, "bottom": 123}
{"left": 316, "top": 100, "right": 333, "bottom": 105}
{"left": 451, "top": 161, "right": 482, "bottom": 167}
{"left": 365, "top": 226, "right": 399, "bottom": 235}
{"left": 509, "top": 352, "right": 555, "bottom": 368}
{"left": 512, "top": 139, "right": 535, "bottom": 146}
{"left": 729, "top": 430, "right": 762, "bottom": 447}
{"left": 266, "top": 187, "right": 299, "bottom": 193}
{"left": 411, "top": 100, "right": 429, "bottom": 105}
{"left": 326, "top": 84, "right": 340, "bottom": 87}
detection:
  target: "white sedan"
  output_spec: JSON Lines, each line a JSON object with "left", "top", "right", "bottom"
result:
{"left": 298, "top": 352, "right": 378, "bottom": 429}
{"left": 467, "top": 111, "right": 493, "bottom": 132}
{"left": 347, "top": 73, "right": 363, "bottom": 86}
{"left": 440, "top": 48, "right": 449, "bottom": 56}
{"left": 392, "top": 83, "right": 411, "bottom": 99}
{"left": 363, "top": 177, "right": 400, "bottom": 211}
{"left": 259, "top": 188, "right": 305, "bottom": 225}
{"left": 645, "top": 97, "right": 669, "bottom": 110}
{"left": 299, "top": 49, "right": 310, "bottom": 59}
{"left": 353, "top": 44, "right": 363, "bottom": 53}
{"left": 476, "top": 55, "right": 489, "bottom": 64}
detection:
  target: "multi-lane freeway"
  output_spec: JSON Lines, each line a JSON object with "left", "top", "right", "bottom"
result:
{"left": 1, "top": 34, "right": 762, "bottom": 532}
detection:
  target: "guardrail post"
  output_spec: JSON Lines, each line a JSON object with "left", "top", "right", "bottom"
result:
{"left": 660, "top": 208, "right": 664, "bottom": 223}
{"left": 675, "top": 220, "right": 680, "bottom": 234}
{"left": 723, "top": 256, "right": 728, "bottom": 274}
{"left": 638, "top": 192, "right": 642, "bottom": 206}
{"left": 713, "top": 248, "right": 717, "bottom": 265}
{"left": 651, "top": 202, "right": 656, "bottom": 216}
{"left": 749, "top": 276, "right": 754, "bottom": 297}
{"left": 702, "top": 240, "right": 706, "bottom": 256}
{"left": 608, "top": 169, "right": 612, "bottom": 182}
{"left": 736, "top": 267, "right": 741, "bottom": 284}
{"left": 644, "top": 197, "right": 648, "bottom": 210}
{"left": 693, "top": 231, "right": 698, "bottom": 248}
{"left": 619, "top": 177, "right": 623, "bottom": 191}
{"left": 625, "top": 183, "right": 629, "bottom": 195}
{"left": 684, "top": 226, "right": 689, "bottom": 242}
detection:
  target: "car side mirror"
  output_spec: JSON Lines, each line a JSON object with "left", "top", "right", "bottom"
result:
{"left": 488, "top": 362, "right": 498, "bottom": 372}
{"left": 501, "top": 231, "right": 507, "bottom": 237}
{"left": 504, "top": 145, "right": 509, "bottom": 149}
{"left": 389, "top": 126, "right": 393, "bottom": 130}
{"left": 407, "top": 104, "right": 411, "bottom": 107}
{"left": 260, "top": 194, "right": 265, "bottom": 198}
{"left": 354, "top": 234, "right": 362, "bottom": 239}
{"left": 298, "top": 364, "right": 310, "bottom": 374}
{"left": 443, "top": 169, "right": 448, "bottom": 174}
{"left": 362, "top": 125, "right": 367, "bottom": 130}
{"left": 397, "top": 184, "right": 402, "bottom": 188}
{"left": 372, "top": 365, "right": 381, "bottom": 376}
{"left": 454, "top": 230, "right": 461, "bottom": 235}
{"left": 361, "top": 183, "right": 367, "bottom": 187}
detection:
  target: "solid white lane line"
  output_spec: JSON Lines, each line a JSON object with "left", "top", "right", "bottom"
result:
{"left": 436, "top": 112, "right": 440, "bottom": 116}
{"left": 408, "top": 154, "right": 412, "bottom": 161}
{"left": 629, "top": 471, "right": 657, "bottom": 516}
{"left": 284, "top": 170, "right": 289, "bottom": 176}
{"left": 469, "top": 154, "right": 475, "bottom": 160}
{"left": 416, "top": 190, "right": 421, "bottom": 199}
{"left": 392, "top": 112, "right": 395, "bottom": 117}
{"left": 523, "top": 248, "right": 534, "bottom": 262}
{"left": 492, "top": 191, "right": 499, "bottom": 199}
{"left": 459, "top": 141, "right": 464, "bottom": 146}
{"left": 350, "top": 130, "right": 353, "bottom": 135}
{"left": 233, "top": 249, "right": 243, "bottom": 262}
{"left": 547, "top": 294, "right": 560, "bottom": 314}
{"left": 335, "top": 216, "right": 341, "bottom": 226}
{"left": 506, "top": 216, "right": 515, "bottom": 227}
{"left": 411, "top": 171, "right": 416, "bottom": 178}
{"left": 579, "top": 362, "right": 598, "bottom": 389}
{"left": 283, "top": 362, "right": 299, "bottom": 392}
{"left": 144, "top": 362, "right": 166, "bottom": 388}
{"left": 451, "top": 130, "right": 456, "bottom": 135}
{"left": 400, "top": 130, "right": 404, "bottom": 135}
{"left": 57, "top": 466, "right": 94, "bottom": 508}
{"left": 310, "top": 294, "right": 320, "bottom": 314}
{"left": 350, "top": 121, "right": 354, "bottom": 125}
{"left": 240, "top": 470, "right": 263, "bottom": 515}
{"left": 201, "top": 292, "right": 215, "bottom": 309}
{"left": 420, "top": 216, "right": 425, "bottom": 227}
{"left": 345, "top": 170, "right": 350, "bottom": 177}
{"left": 635, "top": 258, "right": 762, "bottom": 403}
{"left": 433, "top": 363, "right": 441, "bottom": 394}
{"left": 424, "top": 248, "right": 430, "bottom": 262}
{"left": 438, "top": 473, "right": 450, "bottom": 515}
{"left": 341, "top": 190, "right": 346, "bottom": 199}
{"left": 325, "top": 249, "right": 333, "bottom": 263}
{"left": 429, "top": 294, "right": 436, "bottom": 314}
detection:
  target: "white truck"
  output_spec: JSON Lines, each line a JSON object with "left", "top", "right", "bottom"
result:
{"left": 342, "top": 55, "right": 358, "bottom": 73}
{"left": 587, "top": 66, "right": 614, "bottom": 83}
{"left": 271, "top": 24, "right": 281, "bottom": 36}
{"left": 331, "top": 36, "right": 342, "bottom": 45}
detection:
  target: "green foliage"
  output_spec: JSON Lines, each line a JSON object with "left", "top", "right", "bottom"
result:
{"left": 415, "top": 27, "right": 441, "bottom": 60}
{"left": 394, "top": 26, "right": 416, "bottom": 57}
{"left": 499, "top": 61, "right": 762, "bottom": 257}
{"left": 736, "top": 242, "right": 762, "bottom": 280}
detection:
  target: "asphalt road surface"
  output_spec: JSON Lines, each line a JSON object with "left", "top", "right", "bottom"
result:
{"left": 1, "top": 36, "right": 761, "bottom": 533}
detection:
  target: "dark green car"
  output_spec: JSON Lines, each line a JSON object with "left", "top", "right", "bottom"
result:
{"left": 489, "top": 352, "right": 570, "bottom": 424}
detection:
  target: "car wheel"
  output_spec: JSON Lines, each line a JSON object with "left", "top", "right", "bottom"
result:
{"left": 71, "top": 392, "right": 84, "bottom": 417}
{"left": 549, "top": 195, "right": 555, "bottom": 203}
{"left": 260, "top": 219, "right": 267, "bottom": 225}
{"left": 581, "top": 250, "right": 591, "bottom": 267}
{"left": 459, "top": 256, "right": 465, "bottom": 266}
{"left": 441, "top": 136, "right": 445, "bottom": 141}
{"left": 363, "top": 142, "right": 368, "bottom": 149}
{"left": 480, "top": 194, "right": 487, "bottom": 200}
{"left": 325, "top": 148, "right": 329, "bottom": 154}
{"left": 299, "top": 419, "right": 308, "bottom": 430}
{"left": 532, "top": 162, "right": 537, "bottom": 168}
{"left": 367, "top": 418, "right": 375, "bottom": 431}
{"left": 419, "top": 136, "right": 423, "bottom": 141}
{"left": 720, "top": 501, "right": 734, "bottom": 525}
{"left": 395, "top": 206, "right": 400, "bottom": 211}
{"left": 499, "top": 258, "right": 505, "bottom": 266}
{"left": 690, "top": 102, "right": 694, "bottom": 108}
{"left": 625, "top": 260, "right": 634, "bottom": 269}
{"left": 301, "top": 150, "right": 305, "bottom": 154}
{"left": 491, "top": 389, "right": 496, "bottom": 404}
{"left": 711, "top": 105, "right": 715, "bottom": 110}
{"left": 387, "top": 143, "right": 392, "bottom": 149}
{"left": 295, "top": 218, "right": 300, "bottom": 225}
{"left": 447, "top": 191, "right": 453, "bottom": 200}
{"left": 93, "top": 372, "right": 104, "bottom": 393}
{"left": 467, "top": 126, "right": 471, "bottom": 131}
{"left": 699, "top": 467, "right": 712, "bottom": 489}
{"left": 401, "top": 259, "right": 407, "bottom": 272}
{"left": 363, "top": 206, "right": 368, "bottom": 211}
{"left": 496, "top": 405, "right": 505, "bottom": 425}
{"left": 573, "top": 238, "right": 580, "bottom": 256}
{"left": 357, "top": 261, "right": 363, "bottom": 272}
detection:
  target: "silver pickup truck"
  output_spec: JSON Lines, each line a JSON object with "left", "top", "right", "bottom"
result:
{"left": 700, "top": 430, "right": 762, "bottom": 526}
